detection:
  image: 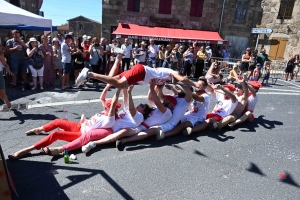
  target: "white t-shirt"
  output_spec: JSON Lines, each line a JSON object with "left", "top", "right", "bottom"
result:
{"left": 112, "top": 107, "right": 144, "bottom": 132}
{"left": 139, "top": 108, "right": 172, "bottom": 131}
{"left": 212, "top": 92, "right": 238, "bottom": 118}
{"left": 166, "top": 96, "right": 191, "bottom": 127}
{"left": 148, "top": 44, "right": 159, "bottom": 57}
{"left": 121, "top": 44, "right": 132, "bottom": 58}
{"left": 80, "top": 114, "right": 115, "bottom": 134}
{"left": 247, "top": 94, "right": 258, "bottom": 111}
{"left": 138, "top": 66, "right": 175, "bottom": 85}
{"left": 184, "top": 93, "right": 210, "bottom": 121}
{"left": 61, "top": 42, "right": 71, "bottom": 63}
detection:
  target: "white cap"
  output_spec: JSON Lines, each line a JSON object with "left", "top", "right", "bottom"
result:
{"left": 87, "top": 36, "right": 92, "bottom": 39}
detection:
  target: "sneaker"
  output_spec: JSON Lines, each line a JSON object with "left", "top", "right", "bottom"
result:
{"left": 116, "top": 140, "right": 123, "bottom": 151}
{"left": 40, "top": 87, "right": 44, "bottom": 90}
{"left": 31, "top": 87, "right": 36, "bottom": 90}
{"left": 75, "top": 67, "right": 89, "bottom": 87}
{"left": 182, "top": 127, "right": 192, "bottom": 135}
{"left": 81, "top": 141, "right": 96, "bottom": 153}
{"left": 156, "top": 130, "right": 165, "bottom": 140}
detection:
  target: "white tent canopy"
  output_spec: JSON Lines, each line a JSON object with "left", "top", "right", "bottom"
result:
{"left": 0, "top": 0, "right": 52, "bottom": 27}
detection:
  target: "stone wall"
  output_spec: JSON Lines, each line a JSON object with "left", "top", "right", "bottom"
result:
{"left": 68, "top": 16, "right": 102, "bottom": 39}
{"left": 259, "top": 0, "right": 300, "bottom": 59}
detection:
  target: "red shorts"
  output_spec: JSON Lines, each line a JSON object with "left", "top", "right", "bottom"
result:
{"left": 242, "top": 109, "right": 254, "bottom": 121}
{"left": 206, "top": 113, "right": 223, "bottom": 122}
{"left": 119, "top": 64, "right": 146, "bottom": 85}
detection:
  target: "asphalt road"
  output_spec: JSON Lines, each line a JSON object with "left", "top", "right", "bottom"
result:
{"left": 1, "top": 78, "right": 300, "bottom": 200}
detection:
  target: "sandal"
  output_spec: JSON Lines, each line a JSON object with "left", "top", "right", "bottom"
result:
{"left": 41, "top": 147, "right": 60, "bottom": 156}
{"left": 25, "top": 127, "right": 42, "bottom": 135}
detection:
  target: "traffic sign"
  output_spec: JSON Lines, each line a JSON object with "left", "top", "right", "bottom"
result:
{"left": 251, "top": 28, "right": 273, "bottom": 34}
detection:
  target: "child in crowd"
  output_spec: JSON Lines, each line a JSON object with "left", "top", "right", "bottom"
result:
{"left": 249, "top": 63, "right": 261, "bottom": 81}
{"left": 226, "top": 64, "right": 239, "bottom": 83}
{"left": 261, "top": 62, "right": 271, "bottom": 85}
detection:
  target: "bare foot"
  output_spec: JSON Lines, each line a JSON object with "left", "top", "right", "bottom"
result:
{"left": 228, "top": 123, "right": 234, "bottom": 128}
{"left": 25, "top": 127, "right": 43, "bottom": 135}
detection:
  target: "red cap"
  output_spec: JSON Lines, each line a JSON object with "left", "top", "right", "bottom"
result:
{"left": 104, "top": 99, "right": 121, "bottom": 109}
{"left": 164, "top": 95, "right": 177, "bottom": 106}
{"left": 248, "top": 81, "right": 262, "bottom": 89}
{"left": 223, "top": 84, "right": 236, "bottom": 92}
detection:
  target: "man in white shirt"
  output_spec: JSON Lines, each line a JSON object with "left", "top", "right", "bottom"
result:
{"left": 157, "top": 77, "right": 210, "bottom": 139}
{"left": 121, "top": 38, "right": 132, "bottom": 71}
{"left": 147, "top": 38, "right": 159, "bottom": 68}
{"left": 116, "top": 83, "right": 193, "bottom": 149}
{"left": 61, "top": 34, "right": 75, "bottom": 90}
{"left": 183, "top": 83, "right": 238, "bottom": 135}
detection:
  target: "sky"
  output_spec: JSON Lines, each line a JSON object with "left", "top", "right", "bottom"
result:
{"left": 41, "top": 0, "right": 102, "bottom": 25}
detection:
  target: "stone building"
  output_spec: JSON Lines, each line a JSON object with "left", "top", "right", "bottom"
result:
{"left": 258, "top": 0, "right": 300, "bottom": 60}
{"left": 102, "top": 0, "right": 300, "bottom": 60}
{"left": 67, "top": 16, "right": 102, "bottom": 39}
{"left": 102, "top": 0, "right": 265, "bottom": 58}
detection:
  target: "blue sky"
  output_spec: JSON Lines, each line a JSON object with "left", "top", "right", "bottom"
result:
{"left": 41, "top": 0, "right": 102, "bottom": 25}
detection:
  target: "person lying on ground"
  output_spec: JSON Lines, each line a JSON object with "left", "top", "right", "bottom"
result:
{"left": 41, "top": 84, "right": 151, "bottom": 155}
{"left": 81, "top": 79, "right": 175, "bottom": 153}
{"left": 217, "top": 75, "right": 248, "bottom": 130}
{"left": 156, "top": 76, "right": 210, "bottom": 140}
{"left": 183, "top": 83, "right": 238, "bottom": 135}
{"left": 75, "top": 54, "right": 203, "bottom": 89}
{"left": 115, "top": 83, "right": 193, "bottom": 150}
{"left": 228, "top": 81, "right": 261, "bottom": 128}
{"left": 8, "top": 86, "right": 122, "bottom": 160}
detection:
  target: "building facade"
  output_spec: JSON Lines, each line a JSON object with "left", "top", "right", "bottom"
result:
{"left": 67, "top": 16, "right": 102, "bottom": 39}
{"left": 102, "top": 0, "right": 299, "bottom": 60}
{"left": 258, "top": 0, "right": 300, "bottom": 60}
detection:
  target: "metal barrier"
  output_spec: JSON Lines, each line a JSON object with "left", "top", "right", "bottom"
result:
{"left": 204, "top": 57, "right": 241, "bottom": 74}
{"left": 268, "top": 60, "right": 286, "bottom": 84}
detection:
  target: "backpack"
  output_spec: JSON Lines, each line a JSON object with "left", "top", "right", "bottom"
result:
{"left": 30, "top": 51, "right": 44, "bottom": 69}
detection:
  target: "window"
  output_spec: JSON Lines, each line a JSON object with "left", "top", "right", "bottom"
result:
{"left": 127, "top": 0, "right": 140, "bottom": 12}
{"left": 277, "top": 0, "right": 295, "bottom": 19}
{"left": 79, "top": 24, "right": 83, "bottom": 30}
{"left": 158, "top": 0, "right": 172, "bottom": 14}
{"left": 234, "top": 0, "right": 249, "bottom": 23}
{"left": 190, "top": 0, "right": 204, "bottom": 17}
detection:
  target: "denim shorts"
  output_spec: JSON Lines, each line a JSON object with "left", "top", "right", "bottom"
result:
{"left": 62, "top": 62, "right": 71, "bottom": 74}
{"left": 148, "top": 57, "right": 156, "bottom": 67}
{"left": 10, "top": 58, "right": 28, "bottom": 74}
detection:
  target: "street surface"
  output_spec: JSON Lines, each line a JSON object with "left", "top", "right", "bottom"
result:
{"left": 1, "top": 78, "right": 300, "bottom": 200}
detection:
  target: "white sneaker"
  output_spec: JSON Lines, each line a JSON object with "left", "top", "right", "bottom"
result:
{"left": 75, "top": 67, "right": 89, "bottom": 87}
{"left": 183, "top": 127, "right": 192, "bottom": 135}
{"left": 156, "top": 130, "right": 165, "bottom": 140}
{"left": 82, "top": 141, "right": 96, "bottom": 153}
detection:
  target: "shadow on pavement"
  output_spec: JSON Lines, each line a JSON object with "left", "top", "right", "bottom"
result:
{"left": 238, "top": 115, "right": 283, "bottom": 132}
{"left": 0, "top": 110, "right": 57, "bottom": 124}
{"left": 7, "top": 160, "right": 134, "bottom": 200}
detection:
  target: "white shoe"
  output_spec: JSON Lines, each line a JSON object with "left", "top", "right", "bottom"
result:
{"left": 31, "top": 87, "right": 36, "bottom": 90}
{"left": 40, "top": 87, "right": 44, "bottom": 90}
{"left": 75, "top": 67, "right": 89, "bottom": 87}
{"left": 183, "top": 127, "right": 192, "bottom": 135}
{"left": 82, "top": 141, "right": 96, "bottom": 153}
{"left": 156, "top": 130, "right": 165, "bottom": 140}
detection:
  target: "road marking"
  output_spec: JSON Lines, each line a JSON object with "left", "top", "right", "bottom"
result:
{"left": 26, "top": 92, "right": 300, "bottom": 109}
{"left": 277, "top": 79, "right": 300, "bottom": 88}
{"left": 260, "top": 88, "right": 300, "bottom": 92}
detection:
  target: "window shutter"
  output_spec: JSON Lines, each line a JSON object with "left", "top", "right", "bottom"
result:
{"left": 197, "top": 0, "right": 204, "bottom": 17}
{"left": 269, "top": 38, "right": 280, "bottom": 60}
{"left": 127, "top": 0, "right": 134, "bottom": 11}
{"left": 284, "top": 0, "right": 295, "bottom": 18}
{"left": 134, "top": 0, "right": 140, "bottom": 12}
{"left": 159, "top": 0, "right": 172, "bottom": 14}
{"left": 190, "top": 0, "right": 197, "bottom": 16}
{"left": 276, "top": 38, "right": 288, "bottom": 60}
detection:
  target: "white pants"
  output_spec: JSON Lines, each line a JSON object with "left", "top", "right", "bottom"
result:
{"left": 29, "top": 65, "right": 44, "bottom": 77}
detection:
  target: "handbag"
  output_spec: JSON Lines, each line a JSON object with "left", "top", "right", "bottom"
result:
{"left": 95, "top": 47, "right": 102, "bottom": 66}
{"left": 30, "top": 51, "right": 43, "bottom": 69}
{"left": 75, "top": 56, "right": 83, "bottom": 64}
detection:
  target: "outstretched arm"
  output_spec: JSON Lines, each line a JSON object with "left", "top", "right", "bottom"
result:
{"left": 175, "top": 83, "right": 193, "bottom": 102}
{"left": 149, "top": 79, "right": 166, "bottom": 113}
{"left": 247, "top": 82, "right": 257, "bottom": 97}
{"left": 107, "top": 88, "right": 122, "bottom": 117}
{"left": 127, "top": 85, "right": 136, "bottom": 117}
{"left": 215, "top": 84, "right": 237, "bottom": 103}
{"left": 100, "top": 84, "right": 111, "bottom": 107}
{"left": 172, "top": 73, "right": 199, "bottom": 88}
{"left": 122, "top": 88, "right": 129, "bottom": 107}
